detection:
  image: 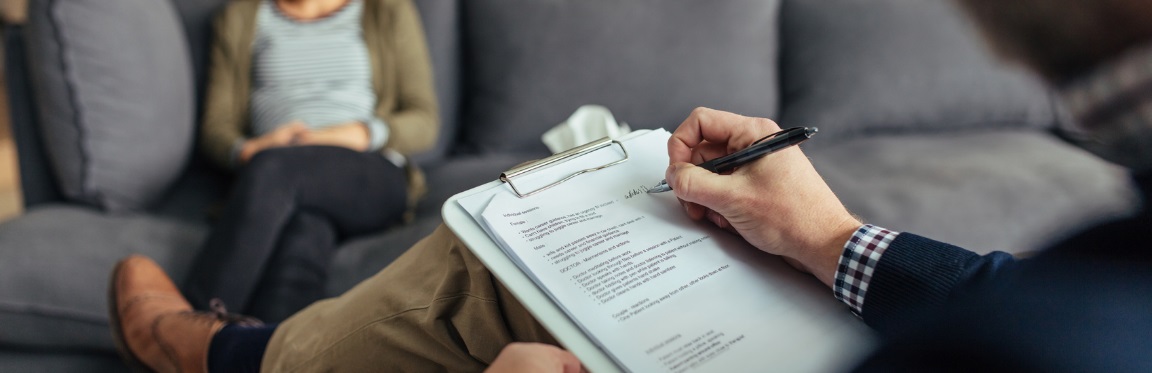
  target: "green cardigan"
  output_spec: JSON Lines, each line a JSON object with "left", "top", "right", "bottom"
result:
{"left": 200, "top": 0, "right": 440, "bottom": 169}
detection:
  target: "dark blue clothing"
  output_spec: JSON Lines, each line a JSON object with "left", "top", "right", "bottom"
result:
{"left": 208, "top": 323, "right": 278, "bottom": 373}
{"left": 855, "top": 173, "right": 1152, "bottom": 371}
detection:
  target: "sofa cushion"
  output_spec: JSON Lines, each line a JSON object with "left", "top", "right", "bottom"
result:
{"left": 0, "top": 351, "right": 124, "bottom": 373}
{"left": 418, "top": 153, "right": 543, "bottom": 215}
{"left": 780, "top": 0, "right": 1058, "bottom": 143}
{"left": 25, "top": 0, "right": 195, "bottom": 212}
{"left": 461, "top": 0, "right": 782, "bottom": 154}
{"left": 0, "top": 206, "right": 207, "bottom": 351}
{"left": 807, "top": 130, "right": 1136, "bottom": 253}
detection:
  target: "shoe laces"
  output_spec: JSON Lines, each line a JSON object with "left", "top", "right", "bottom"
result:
{"left": 208, "top": 298, "right": 265, "bottom": 327}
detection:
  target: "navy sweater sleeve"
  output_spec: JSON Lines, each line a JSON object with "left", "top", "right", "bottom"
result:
{"left": 859, "top": 233, "right": 1017, "bottom": 334}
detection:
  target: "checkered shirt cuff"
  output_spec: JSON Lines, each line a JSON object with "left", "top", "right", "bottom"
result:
{"left": 834, "top": 224, "right": 900, "bottom": 316}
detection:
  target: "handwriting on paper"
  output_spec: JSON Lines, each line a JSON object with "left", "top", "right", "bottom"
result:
{"left": 624, "top": 185, "right": 651, "bottom": 199}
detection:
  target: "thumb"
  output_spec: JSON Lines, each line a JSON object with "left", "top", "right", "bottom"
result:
{"left": 666, "top": 162, "right": 734, "bottom": 214}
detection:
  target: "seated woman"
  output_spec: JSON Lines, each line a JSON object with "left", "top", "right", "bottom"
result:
{"left": 184, "top": 0, "right": 438, "bottom": 322}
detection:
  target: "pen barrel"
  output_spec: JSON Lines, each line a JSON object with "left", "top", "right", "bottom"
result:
{"left": 699, "top": 127, "right": 812, "bottom": 173}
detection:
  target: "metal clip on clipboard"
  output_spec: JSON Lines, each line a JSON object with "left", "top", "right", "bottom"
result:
{"left": 500, "top": 137, "right": 629, "bottom": 198}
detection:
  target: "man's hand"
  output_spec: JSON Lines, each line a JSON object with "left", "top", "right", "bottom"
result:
{"left": 239, "top": 121, "right": 308, "bottom": 164}
{"left": 485, "top": 343, "right": 583, "bottom": 373}
{"left": 296, "top": 121, "right": 372, "bottom": 152}
{"left": 665, "top": 108, "right": 861, "bottom": 287}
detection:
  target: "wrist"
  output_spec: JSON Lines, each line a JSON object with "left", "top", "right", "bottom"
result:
{"left": 239, "top": 140, "right": 264, "bottom": 163}
{"left": 832, "top": 224, "right": 902, "bottom": 315}
{"left": 351, "top": 121, "right": 372, "bottom": 151}
{"left": 799, "top": 217, "right": 862, "bottom": 289}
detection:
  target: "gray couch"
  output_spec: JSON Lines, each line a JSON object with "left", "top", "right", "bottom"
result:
{"left": 0, "top": 0, "right": 1137, "bottom": 371}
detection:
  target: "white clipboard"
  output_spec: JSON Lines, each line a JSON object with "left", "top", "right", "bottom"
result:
{"left": 442, "top": 134, "right": 641, "bottom": 373}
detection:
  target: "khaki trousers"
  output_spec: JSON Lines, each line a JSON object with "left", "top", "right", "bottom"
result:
{"left": 261, "top": 224, "right": 556, "bottom": 372}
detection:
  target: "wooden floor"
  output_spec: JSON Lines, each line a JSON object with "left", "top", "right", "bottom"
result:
{"left": 0, "top": 44, "right": 24, "bottom": 223}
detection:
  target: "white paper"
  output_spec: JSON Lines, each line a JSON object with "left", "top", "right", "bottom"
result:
{"left": 459, "top": 130, "right": 873, "bottom": 372}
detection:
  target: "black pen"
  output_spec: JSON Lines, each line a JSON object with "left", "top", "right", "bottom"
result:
{"left": 647, "top": 127, "right": 818, "bottom": 194}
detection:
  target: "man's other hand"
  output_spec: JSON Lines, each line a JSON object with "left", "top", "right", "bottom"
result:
{"left": 665, "top": 107, "right": 861, "bottom": 288}
{"left": 485, "top": 343, "right": 583, "bottom": 373}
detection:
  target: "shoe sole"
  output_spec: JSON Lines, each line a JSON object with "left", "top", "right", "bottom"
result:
{"left": 108, "top": 259, "right": 158, "bottom": 373}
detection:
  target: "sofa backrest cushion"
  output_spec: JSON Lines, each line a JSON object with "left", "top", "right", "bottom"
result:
{"left": 779, "top": 0, "right": 1058, "bottom": 143}
{"left": 461, "top": 0, "right": 782, "bottom": 154}
{"left": 26, "top": 0, "right": 196, "bottom": 213}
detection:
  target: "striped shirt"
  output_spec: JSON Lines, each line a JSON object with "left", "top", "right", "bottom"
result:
{"left": 248, "top": 0, "right": 388, "bottom": 152}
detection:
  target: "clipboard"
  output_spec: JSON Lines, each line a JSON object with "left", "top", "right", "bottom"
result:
{"left": 442, "top": 133, "right": 644, "bottom": 373}
{"left": 442, "top": 129, "right": 873, "bottom": 372}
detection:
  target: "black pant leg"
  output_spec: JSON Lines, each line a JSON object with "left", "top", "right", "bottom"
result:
{"left": 289, "top": 147, "right": 409, "bottom": 236}
{"left": 185, "top": 146, "right": 409, "bottom": 314}
{"left": 246, "top": 211, "right": 336, "bottom": 322}
{"left": 185, "top": 149, "right": 302, "bottom": 311}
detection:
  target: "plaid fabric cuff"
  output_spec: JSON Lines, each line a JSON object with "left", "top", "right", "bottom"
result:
{"left": 834, "top": 224, "right": 900, "bottom": 316}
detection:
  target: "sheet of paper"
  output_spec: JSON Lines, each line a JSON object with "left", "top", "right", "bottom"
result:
{"left": 458, "top": 130, "right": 873, "bottom": 372}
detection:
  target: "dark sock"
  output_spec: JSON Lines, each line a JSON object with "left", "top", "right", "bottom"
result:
{"left": 207, "top": 323, "right": 279, "bottom": 373}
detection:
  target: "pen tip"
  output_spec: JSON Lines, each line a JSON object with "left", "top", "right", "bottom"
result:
{"left": 805, "top": 127, "right": 819, "bottom": 137}
{"left": 647, "top": 183, "right": 672, "bottom": 194}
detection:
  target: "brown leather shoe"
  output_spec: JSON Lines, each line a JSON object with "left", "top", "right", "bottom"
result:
{"left": 108, "top": 255, "right": 260, "bottom": 373}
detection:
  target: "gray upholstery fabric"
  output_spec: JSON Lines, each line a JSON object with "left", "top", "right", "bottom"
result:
{"left": 4, "top": 26, "right": 60, "bottom": 207}
{"left": 462, "top": 0, "right": 781, "bottom": 154}
{"left": 0, "top": 352, "right": 124, "bottom": 373}
{"left": 808, "top": 130, "right": 1137, "bottom": 254}
{"left": 417, "top": 153, "right": 543, "bottom": 216}
{"left": 25, "top": 0, "right": 195, "bottom": 213}
{"left": 0, "top": 206, "right": 206, "bottom": 351}
{"left": 779, "top": 0, "right": 1058, "bottom": 142}
{"left": 147, "top": 164, "right": 230, "bottom": 223}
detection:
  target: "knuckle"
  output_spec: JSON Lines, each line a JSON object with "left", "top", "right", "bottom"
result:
{"left": 755, "top": 117, "right": 781, "bottom": 131}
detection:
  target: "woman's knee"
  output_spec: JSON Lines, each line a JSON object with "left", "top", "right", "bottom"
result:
{"left": 243, "top": 147, "right": 311, "bottom": 187}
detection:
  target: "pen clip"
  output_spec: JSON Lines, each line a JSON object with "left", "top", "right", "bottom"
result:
{"left": 752, "top": 126, "right": 804, "bottom": 145}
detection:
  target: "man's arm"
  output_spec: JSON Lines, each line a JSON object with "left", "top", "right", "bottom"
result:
{"left": 851, "top": 231, "right": 1018, "bottom": 334}
{"left": 665, "top": 108, "right": 1020, "bottom": 334}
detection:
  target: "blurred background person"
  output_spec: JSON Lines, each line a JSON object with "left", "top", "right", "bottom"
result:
{"left": 184, "top": 0, "right": 439, "bottom": 322}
